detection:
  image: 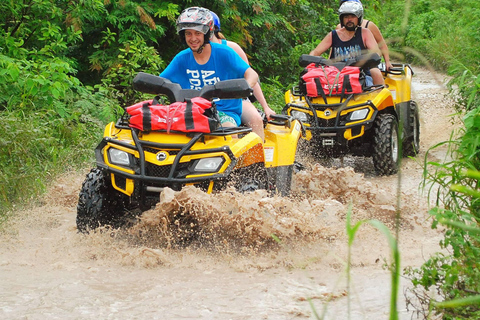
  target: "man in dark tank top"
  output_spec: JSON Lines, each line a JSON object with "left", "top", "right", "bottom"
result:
{"left": 309, "top": 1, "right": 384, "bottom": 86}
{"left": 335, "top": 0, "right": 393, "bottom": 70}
{"left": 330, "top": 26, "right": 366, "bottom": 61}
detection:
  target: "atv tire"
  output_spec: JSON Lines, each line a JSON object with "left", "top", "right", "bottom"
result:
{"left": 273, "top": 165, "right": 293, "bottom": 197}
{"left": 234, "top": 163, "right": 269, "bottom": 193}
{"left": 76, "top": 168, "right": 129, "bottom": 233}
{"left": 372, "top": 114, "right": 399, "bottom": 175}
{"left": 403, "top": 101, "right": 420, "bottom": 157}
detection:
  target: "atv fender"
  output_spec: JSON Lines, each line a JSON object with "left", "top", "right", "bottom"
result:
{"left": 230, "top": 132, "right": 265, "bottom": 168}
{"left": 370, "top": 88, "right": 395, "bottom": 112}
{"left": 263, "top": 119, "right": 302, "bottom": 167}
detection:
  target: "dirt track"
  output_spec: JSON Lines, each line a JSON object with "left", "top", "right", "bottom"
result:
{"left": 0, "top": 67, "right": 458, "bottom": 319}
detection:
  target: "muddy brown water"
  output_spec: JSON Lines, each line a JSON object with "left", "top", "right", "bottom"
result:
{"left": 0, "top": 67, "right": 458, "bottom": 319}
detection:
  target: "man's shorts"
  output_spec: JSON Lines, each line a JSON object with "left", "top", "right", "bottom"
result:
{"left": 218, "top": 111, "right": 238, "bottom": 126}
{"left": 365, "top": 75, "right": 373, "bottom": 87}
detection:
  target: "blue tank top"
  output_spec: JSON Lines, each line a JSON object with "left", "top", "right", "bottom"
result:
{"left": 330, "top": 27, "right": 366, "bottom": 61}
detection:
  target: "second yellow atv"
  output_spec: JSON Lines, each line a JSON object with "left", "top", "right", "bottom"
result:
{"left": 283, "top": 53, "right": 419, "bottom": 175}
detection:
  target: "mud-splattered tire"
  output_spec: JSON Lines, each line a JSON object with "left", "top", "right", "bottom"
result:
{"left": 273, "top": 165, "right": 293, "bottom": 197}
{"left": 234, "top": 163, "right": 269, "bottom": 193}
{"left": 372, "top": 114, "right": 399, "bottom": 175}
{"left": 403, "top": 102, "right": 420, "bottom": 157}
{"left": 76, "top": 168, "right": 129, "bottom": 233}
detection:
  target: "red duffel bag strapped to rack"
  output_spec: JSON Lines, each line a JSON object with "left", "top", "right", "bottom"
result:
{"left": 301, "top": 63, "right": 365, "bottom": 97}
{"left": 126, "top": 97, "right": 219, "bottom": 133}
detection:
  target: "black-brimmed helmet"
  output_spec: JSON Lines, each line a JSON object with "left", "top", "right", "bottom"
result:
{"left": 176, "top": 7, "right": 214, "bottom": 45}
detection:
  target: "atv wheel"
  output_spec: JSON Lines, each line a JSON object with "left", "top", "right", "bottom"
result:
{"left": 403, "top": 102, "right": 420, "bottom": 157}
{"left": 234, "top": 163, "right": 269, "bottom": 193}
{"left": 273, "top": 165, "right": 294, "bottom": 197}
{"left": 76, "top": 168, "right": 130, "bottom": 233}
{"left": 372, "top": 114, "right": 399, "bottom": 175}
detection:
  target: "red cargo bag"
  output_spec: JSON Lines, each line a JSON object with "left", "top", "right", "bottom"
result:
{"left": 126, "top": 97, "right": 219, "bottom": 133}
{"left": 301, "top": 63, "right": 364, "bottom": 97}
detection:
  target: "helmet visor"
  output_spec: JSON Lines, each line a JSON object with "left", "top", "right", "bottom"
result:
{"left": 177, "top": 23, "right": 210, "bottom": 34}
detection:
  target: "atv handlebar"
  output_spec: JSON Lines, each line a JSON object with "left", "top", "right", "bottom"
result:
{"left": 132, "top": 72, "right": 253, "bottom": 103}
{"left": 298, "top": 55, "right": 331, "bottom": 68}
{"left": 382, "top": 63, "right": 415, "bottom": 76}
{"left": 298, "top": 53, "right": 382, "bottom": 70}
{"left": 200, "top": 79, "right": 253, "bottom": 101}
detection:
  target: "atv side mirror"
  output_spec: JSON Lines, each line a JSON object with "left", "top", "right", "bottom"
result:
{"left": 200, "top": 79, "right": 253, "bottom": 100}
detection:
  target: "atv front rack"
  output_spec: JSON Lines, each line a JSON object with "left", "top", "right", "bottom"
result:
{"left": 114, "top": 115, "right": 253, "bottom": 136}
{"left": 96, "top": 127, "right": 254, "bottom": 210}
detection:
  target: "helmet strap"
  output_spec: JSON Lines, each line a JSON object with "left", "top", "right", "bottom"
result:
{"left": 196, "top": 32, "right": 211, "bottom": 54}
{"left": 196, "top": 43, "right": 205, "bottom": 54}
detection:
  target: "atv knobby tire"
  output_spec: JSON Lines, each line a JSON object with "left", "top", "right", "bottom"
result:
{"left": 76, "top": 168, "right": 129, "bottom": 233}
{"left": 403, "top": 101, "right": 420, "bottom": 157}
{"left": 273, "top": 165, "right": 293, "bottom": 197}
{"left": 233, "top": 163, "right": 269, "bottom": 193}
{"left": 372, "top": 114, "right": 399, "bottom": 175}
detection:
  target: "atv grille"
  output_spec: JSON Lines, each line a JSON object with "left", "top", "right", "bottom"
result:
{"left": 145, "top": 163, "right": 173, "bottom": 178}
{"left": 145, "top": 161, "right": 191, "bottom": 178}
{"left": 318, "top": 118, "right": 336, "bottom": 127}
{"left": 314, "top": 114, "right": 349, "bottom": 127}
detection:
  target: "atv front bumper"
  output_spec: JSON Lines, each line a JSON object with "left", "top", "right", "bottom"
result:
{"left": 95, "top": 129, "right": 250, "bottom": 209}
{"left": 284, "top": 99, "right": 379, "bottom": 145}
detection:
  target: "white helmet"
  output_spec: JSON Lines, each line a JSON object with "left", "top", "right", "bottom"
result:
{"left": 339, "top": 1, "right": 364, "bottom": 27}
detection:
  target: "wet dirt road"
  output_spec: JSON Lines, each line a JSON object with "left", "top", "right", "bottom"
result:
{"left": 0, "top": 67, "right": 457, "bottom": 319}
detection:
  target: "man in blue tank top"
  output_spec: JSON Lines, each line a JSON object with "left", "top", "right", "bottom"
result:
{"left": 160, "top": 7, "right": 259, "bottom": 127}
{"left": 308, "top": 1, "right": 384, "bottom": 86}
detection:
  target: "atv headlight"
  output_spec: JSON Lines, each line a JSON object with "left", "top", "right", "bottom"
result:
{"left": 349, "top": 108, "right": 369, "bottom": 121}
{"left": 108, "top": 148, "right": 131, "bottom": 166}
{"left": 291, "top": 110, "right": 309, "bottom": 122}
{"left": 192, "top": 157, "right": 224, "bottom": 173}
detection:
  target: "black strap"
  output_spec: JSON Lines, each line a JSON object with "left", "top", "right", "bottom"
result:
{"left": 184, "top": 98, "right": 194, "bottom": 130}
{"left": 142, "top": 102, "right": 151, "bottom": 131}
{"left": 344, "top": 74, "right": 353, "bottom": 93}
{"left": 314, "top": 77, "right": 328, "bottom": 104}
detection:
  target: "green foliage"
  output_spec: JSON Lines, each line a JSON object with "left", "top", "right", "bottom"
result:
{"left": 69, "top": 0, "right": 175, "bottom": 85}
{"left": 242, "top": 1, "right": 338, "bottom": 86}
{"left": 0, "top": 53, "right": 80, "bottom": 112}
{"left": 98, "top": 36, "right": 165, "bottom": 107}
{"left": 407, "top": 106, "right": 480, "bottom": 318}
{"left": 447, "top": 68, "right": 480, "bottom": 112}
{"left": 0, "top": 1, "right": 123, "bottom": 213}
{"left": 0, "top": 107, "right": 104, "bottom": 213}
{"left": 258, "top": 76, "right": 287, "bottom": 113}
{"left": 377, "top": 0, "right": 480, "bottom": 75}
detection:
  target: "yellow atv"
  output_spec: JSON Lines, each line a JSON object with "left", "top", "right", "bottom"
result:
{"left": 283, "top": 53, "right": 419, "bottom": 175}
{"left": 77, "top": 72, "right": 302, "bottom": 232}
